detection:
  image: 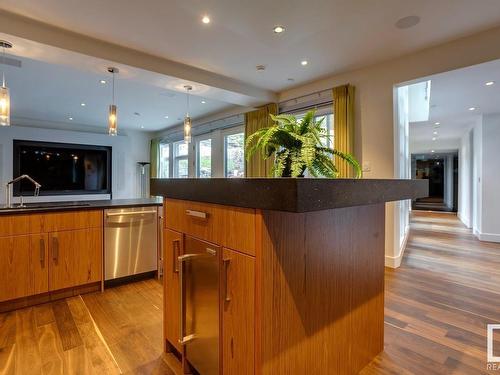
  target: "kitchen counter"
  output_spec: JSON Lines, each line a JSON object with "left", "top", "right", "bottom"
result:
{"left": 151, "top": 178, "right": 427, "bottom": 212}
{"left": 157, "top": 178, "right": 427, "bottom": 374}
{"left": 0, "top": 197, "right": 162, "bottom": 215}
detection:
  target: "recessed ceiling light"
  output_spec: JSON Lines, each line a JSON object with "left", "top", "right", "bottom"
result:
{"left": 434, "top": 122, "right": 440, "bottom": 125}
{"left": 68, "top": 117, "right": 73, "bottom": 121}
{"left": 395, "top": 15, "right": 421, "bottom": 29}
{"left": 273, "top": 25, "right": 285, "bottom": 33}
{"left": 100, "top": 80, "right": 106, "bottom": 84}
{"left": 140, "top": 125, "right": 144, "bottom": 129}
{"left": 164, "top": 115, "right": 169, "bottom": 119}
{"left": 485, "top": 81, "right": 495, "bottom": 86}
{"left": 201, "top": 100, "right": 206, "bottom": 104}
{"left": 469, "top": 107, "right": 476, "bottom": 111}
{"left": 80, "top": 103, "right": 86, "bottom": 107}
{"left": 431, "top": 150, "right": 435, "bottom": 153}
{"left": 202, "top": 15, "right": 210, "bottom": 24}
{"left": 432, "top": 137, "right": 437, "bottom": 141}
{"left": 433, "top": 131, "right": 438, "bottom": 135}
{"left": 301, "top": 60, "right": 308, "bottom": 66}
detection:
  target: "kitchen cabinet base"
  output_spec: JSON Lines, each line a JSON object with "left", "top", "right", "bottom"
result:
{"left": 0, "top": 281, "right": 101, "bottom": 313}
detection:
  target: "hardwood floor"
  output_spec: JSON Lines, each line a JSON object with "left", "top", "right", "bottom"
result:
{"left": 1, "top": 211, "right": 499, "bottom": 374}
{"left": 362, "top": 211, "right": 500, "bottom": 375}
{"left": 0, "top": 280, "right": 181, "bottom": 375}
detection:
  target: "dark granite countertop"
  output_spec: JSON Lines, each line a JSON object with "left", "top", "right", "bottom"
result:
{"left": 150, "top": 178, "right": 428, "bottom": 213}
{"left": 0, "top": 197, "right": 162, "bottom": 216}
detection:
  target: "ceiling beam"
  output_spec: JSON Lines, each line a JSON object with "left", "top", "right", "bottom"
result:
{"left": 0, "top": 9, "right": 277, "bottom": 107}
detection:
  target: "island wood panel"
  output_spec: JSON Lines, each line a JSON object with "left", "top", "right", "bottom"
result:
{"left": 165, "top": 198, "right": 256, "bottom": 256}
{"left": 0, "top": 213, "right": 44, "bottom": 237}
{"left": 49, "top": 227, "right": 102, "bottom": 291}
{"left": 257, "top": 204, "right": 385, "bottom": 375}
{"left": 221, "top": 247, "right": 255, "bottom": 375}
{"left": 0, "top": 233, "right": 49, "bottom": 302}
{"left": 164, "top": 228, "right": 183, "bottom": 354}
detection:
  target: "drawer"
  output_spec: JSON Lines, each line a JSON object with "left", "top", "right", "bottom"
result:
{"left": 43, "top": 210, "right": 103, "bottom": 232}
{"left": 165, "top": 198, "right": 256, "bottom": 256}
{"left": 0, "top": 214, "right": 44, "bottom": 237}
{"left": 0, "top": 210, "right": 102, "bottom": 237}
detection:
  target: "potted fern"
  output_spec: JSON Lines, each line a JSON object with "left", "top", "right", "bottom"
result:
{"left": 245, "top": 110, "right": 361, "bottom": 178}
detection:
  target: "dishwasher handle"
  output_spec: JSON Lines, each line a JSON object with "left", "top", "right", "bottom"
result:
{"left": 106, "top": 210, "right": 157, "bottom": 218}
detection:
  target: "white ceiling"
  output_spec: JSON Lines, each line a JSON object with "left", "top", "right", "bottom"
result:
{"left": 409, "top": 58, "right": 500, "bottom": 151}
{"left": 0, "top": 43, "right": 241, "bottom": 132}
{"left": 2, "top": 0, "right": 500, "bottom": 92}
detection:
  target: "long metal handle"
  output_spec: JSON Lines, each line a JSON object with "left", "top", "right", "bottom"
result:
{"left": 52, "top": 237, "right": 59, "bottom": 261}
{"left": 178, "top": 254, "right": 203, "bottom": 345}
{"left": 172, "top": 239, "right": 180, "bottom": 273}
{"left": 223, "top": 258, "right": 231, "bottom": 302}
{"left": 106, "top": 210, "right": 157, "bottom": 217}
{"left": 185, "top": 209, "right": 208, "bottom": 219}
{"left": 39, "top": 238, "right": 45, "bottom": 266}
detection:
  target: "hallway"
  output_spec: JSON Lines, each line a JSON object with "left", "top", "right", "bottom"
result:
{"left": 363, "top": 211, "right": 500, "bottom": 374}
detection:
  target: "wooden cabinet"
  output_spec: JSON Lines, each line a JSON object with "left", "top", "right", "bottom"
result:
{"left": 164, "top": 228, "right": 183, "bottom": 353}
{"left": 0, "top": 210, "right": 103, "bottom": 307}
{"left": 0, "top": 234, "right": 49, "bottom": 302}
{"left": 49, "top": 228, "right": 102, "bottom": 291}
{"left": 222, "top": 248, "right": 255, "bottom": 375}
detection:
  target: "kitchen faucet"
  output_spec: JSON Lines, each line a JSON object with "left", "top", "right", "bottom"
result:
{"left": 5, "top": 175, "right": 41, "bottom": 208}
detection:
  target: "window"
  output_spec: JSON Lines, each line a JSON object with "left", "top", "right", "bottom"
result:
{"left": 173, "top": 141, "right": 189, "bottom": 178}
{"left": 158, "top": 143, "right": 170, "bottom": 178}
{"left": 224, "top": 132, "right": 245, "bottom": 178}
{"left": 197, "top": 138, "right": 212, "bottom": 178}
{"left": 290, "top": 110, "right": 334, "bottom": 148}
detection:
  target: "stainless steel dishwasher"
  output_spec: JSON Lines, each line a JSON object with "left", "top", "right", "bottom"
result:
{"left": 104, "top": 206, "right": 158, "bottom": 282}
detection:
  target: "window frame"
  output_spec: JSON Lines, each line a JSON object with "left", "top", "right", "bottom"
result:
{"left": 173, "top": 140, "right": 189, "bottom": 178}
{"left": 158, "top": 142, "right": 171, "bottom": 178}
{"left": 194, "top": 132, "right": 213, "bottom": 178}
{"left": 222, "top": 125, "right": 245, "bottom": 178}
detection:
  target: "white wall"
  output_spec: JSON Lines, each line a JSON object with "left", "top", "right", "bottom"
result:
{"left": 0, "top": 125, "right": 150, "bottom": 204}
{"left": 458, "top": 129, "right": 473, "bottom": 228}
{"left": 477, "top": 114, "right": 500, "bottom": 241}
{"left": 472, "top": 121, "right": 483, "bottom": 235}
{"left": 279, "top": 25, "right": 500, "bottom": 265}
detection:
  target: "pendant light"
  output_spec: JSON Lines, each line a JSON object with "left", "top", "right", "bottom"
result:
{"left": 0, "top": 40, "right": 13, "bottom": 127}
{"left": 183, "top": 85, "right": 193, "bottom": 143}
{"left": 107, "top": 67, "right": 119, "bottom": 136}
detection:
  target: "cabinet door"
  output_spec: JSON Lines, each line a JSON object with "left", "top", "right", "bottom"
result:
{"left": 222, "top": 248, "right": 255, "bottom": 375}
{"left": 0, "top": 234, "right": 49, "bottom": 302}
{"left": 49, "top": 228, "right": 102, "bottom": 291}
{"left": 164, "top": 229, "right": 183, "bottom": 353}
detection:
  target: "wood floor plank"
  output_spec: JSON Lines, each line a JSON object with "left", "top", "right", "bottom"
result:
{"left": 52, "top": 300, "right": 83, "bottom": 351}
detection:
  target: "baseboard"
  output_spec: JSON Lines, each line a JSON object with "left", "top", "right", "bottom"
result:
{"left": 475, "top": 231, "right": 500, "bottom": 243}
{"left": 385, "top": 225, "right": 410, "bottom": 268}
{"left": 457, "top": 212, "right": 471, "bottom": 228}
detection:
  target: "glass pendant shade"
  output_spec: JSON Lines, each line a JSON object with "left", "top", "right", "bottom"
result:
{"left": 184, "top": 115, "right": 192, "bottom": 143}
{"left": 108, "top": 104, "right": 117, "bottom": 136}
{"left": 0, "top": 85, "right": 10, "bottom": 126}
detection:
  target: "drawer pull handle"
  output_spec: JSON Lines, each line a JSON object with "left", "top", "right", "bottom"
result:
{"left": 39, "top": 238, "right": 45, "bottom": 266}
{"left": 172, "top": 239, "right": 180, "bottom": 273}
{"left": 52, "top": 237, "right": 59, "bottom": 261}
{"left": 223, "top": 258, "right": 231, "bottom": 302}
{"left": 185, "top": 210, "right": 208, "bottom": 219}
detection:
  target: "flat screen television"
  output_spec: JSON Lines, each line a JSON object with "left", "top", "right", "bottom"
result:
{"left": 13, "top": 140, "right": 112, "bottom": 196}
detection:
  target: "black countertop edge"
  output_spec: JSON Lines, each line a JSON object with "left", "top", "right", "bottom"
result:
{"left": 0, "top": 198, "right": 162, "bottom": 216}
{"left": 150, "top": 178, "right": 428, "bottom": 213}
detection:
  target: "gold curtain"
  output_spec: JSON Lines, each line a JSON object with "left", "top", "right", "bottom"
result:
{"left": 150, "top": 139, "right": 160, "bottom": 178}
{"left": 245, "top": 103, "right": 278, "bottom": 177}
{"left": 333, "top": 84, "right": 355, "bottom": 178}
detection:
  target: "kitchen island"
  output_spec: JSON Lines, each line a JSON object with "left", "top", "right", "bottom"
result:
{"left": 151, "top": 178, "right": 427, "bottom": 375}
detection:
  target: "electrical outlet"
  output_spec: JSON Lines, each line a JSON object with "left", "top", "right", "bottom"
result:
{"left": 362, "top": 161, "right": 372, "bottom": 173}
